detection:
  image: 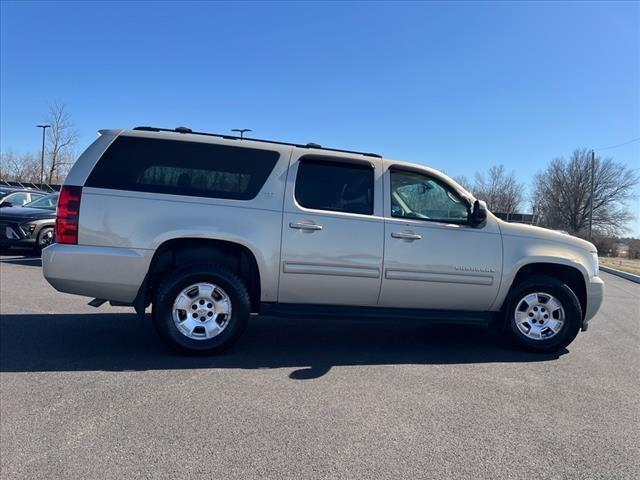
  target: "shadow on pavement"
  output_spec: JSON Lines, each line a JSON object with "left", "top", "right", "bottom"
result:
{"left": 0, "top": 313, "right": 566, "bottom": 378}
{"left": 0, "top": 250, "right": 41, "bottom": 267}
{"left": 0, "top": 257, "right": 42, "bottom": 267}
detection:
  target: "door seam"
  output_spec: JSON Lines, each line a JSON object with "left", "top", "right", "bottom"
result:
{"left": 275, "top": 147, "right": 294, "bottom": 304}
{"left": 375, "top": 163, "right": 387, "bottom": 304}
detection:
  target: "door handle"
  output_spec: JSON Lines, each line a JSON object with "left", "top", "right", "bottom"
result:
{"left": 391, "top": 231, "right": 422, "bottom": 240}
{"left": 290, "top": 222, "right": 323, "bottom": 231}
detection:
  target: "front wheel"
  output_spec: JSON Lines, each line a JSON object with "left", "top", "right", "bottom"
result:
{"left": 36, "top": 227, "right": 55, "bottom": 253}
{"left": 153, "top": 265, "right": 251, "bottom": 354}
{"left": 505, "top": 275, "right": 582, "bottom": 353}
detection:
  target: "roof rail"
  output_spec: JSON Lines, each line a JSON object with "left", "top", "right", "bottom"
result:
{"left": 132, "top": 126, "right": 382, "bottom": 158}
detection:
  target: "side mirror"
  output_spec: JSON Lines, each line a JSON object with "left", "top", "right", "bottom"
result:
{"left": 0, "top": 202, "right": 12, "bottom": 208}
{"left": 470, "top": 200, "right": 487, "bottom": 227}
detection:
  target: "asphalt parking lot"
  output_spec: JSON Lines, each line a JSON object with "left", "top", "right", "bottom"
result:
{"left": 1, "top": 253, "right": 638, "bottom": 480}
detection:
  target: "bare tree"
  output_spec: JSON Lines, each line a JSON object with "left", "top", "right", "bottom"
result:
{"left": 1, "top": 103, "right": 77, "bottom": 186}
{"left": 472, "top": 165, "right": 524, "bottom": 213}
{"left": 628, "top": 239, "right": 640, "bottom": 259}
{"left": 0, "top": 150, "right": 14, "bottom": 180}
{"left": 0, "top": 150, "right": 41, "bottom": 183}
{"left": 44, "top": 102, "right": 78, "bottom": 184}
{"left": 452, "top": 175, "right": 472, "bottom": 191}
{"left": 591, "top": 233, "right": 619, "bottom": 258}
{"left": 532, "top": 149, "right": 638, "bottom": 236}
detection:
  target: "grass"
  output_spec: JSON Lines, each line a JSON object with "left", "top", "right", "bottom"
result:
{"left": 599, "top": 257, "right": 640, "bottom": 276}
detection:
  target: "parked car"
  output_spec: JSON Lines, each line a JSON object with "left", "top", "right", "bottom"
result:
{"left": 0, "top": 192, "right": 58, "bottom": 252}
{"left": 42, "top": 126, "right": 604, "bottom": 354}
{"left": 0, "top": 186, "right": 46, "bottom": 208}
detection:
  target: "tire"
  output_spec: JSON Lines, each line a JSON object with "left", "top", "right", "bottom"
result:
{"left": 153, "top": 264, "right": 251, "bottom": 354}
{"left": 505, "top": 275, "right": 582, "bottom": 353}
{"left": 35, "top": 227, "right": 55, "bottom": 253}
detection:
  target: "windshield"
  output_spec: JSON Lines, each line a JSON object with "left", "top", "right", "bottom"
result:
{"left": 24, "top": 193, "right": 59, "bottom": 210}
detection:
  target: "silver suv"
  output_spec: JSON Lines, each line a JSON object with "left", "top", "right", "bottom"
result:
{"left": 42, "top": 126, "right": 604, "bottom": 354}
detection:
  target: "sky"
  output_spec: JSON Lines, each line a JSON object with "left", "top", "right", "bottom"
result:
{"left": 1, "top": 1, "right": 639, "bottom": 235}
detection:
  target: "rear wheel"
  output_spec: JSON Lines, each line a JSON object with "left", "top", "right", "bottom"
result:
{"left": 505, "top": 275, "right": 582, "bottom": 353}
{"left": 153, "top": 265, "right": 250, "bottom": 354}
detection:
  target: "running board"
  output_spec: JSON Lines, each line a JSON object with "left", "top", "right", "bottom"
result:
{"left": 259, "top": 302, "right": 494, "bottom": 324}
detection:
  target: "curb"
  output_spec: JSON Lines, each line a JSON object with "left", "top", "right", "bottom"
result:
{"left": 600, "top": 265, "right": 640, "bottom": 284}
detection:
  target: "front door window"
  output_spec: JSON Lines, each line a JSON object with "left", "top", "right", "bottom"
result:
{"left": 390, "top": 170, "right": 468, "bottom": 223}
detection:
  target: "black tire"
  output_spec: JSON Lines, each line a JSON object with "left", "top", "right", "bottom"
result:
{"left": 153, "top": 264, "right": 251, "bottom": 354}
{"left": 505, "top": 274, "right": 582, "bottom": 353}
{"left": 35, "top": 227, "right": 55, "bottom": 253}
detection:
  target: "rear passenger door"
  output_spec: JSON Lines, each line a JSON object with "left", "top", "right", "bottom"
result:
{"left": 278, "top": 153, "right": 384, "bottom": 306}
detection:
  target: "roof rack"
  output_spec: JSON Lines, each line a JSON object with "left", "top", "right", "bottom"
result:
{"left": 132, "top": 126, "right": 382, "bottom": 158}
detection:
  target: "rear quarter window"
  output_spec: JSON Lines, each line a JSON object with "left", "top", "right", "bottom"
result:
{"left": 85, "top": 136, "right": 279, "bottom": 200}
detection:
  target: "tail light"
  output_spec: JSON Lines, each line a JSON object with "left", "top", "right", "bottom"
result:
{"left": 56, "top": 185, "right": 82, "bottom": 244}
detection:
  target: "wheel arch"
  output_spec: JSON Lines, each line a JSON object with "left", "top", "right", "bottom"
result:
{"left": 31, "top": 220, "right": 55, "bottom": 237}
{"left": 137, "top": 237, "right": 263, "bottom": 313}
{"left": 500, "top": 261, "right": 587, "bottom": 320}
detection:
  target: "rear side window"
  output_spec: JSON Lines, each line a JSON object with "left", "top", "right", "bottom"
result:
{"left": 2, "top": 192, "right": 30, "bottom": 206}
{"left": 295, "top": 157, "right": 374, "bottom": 215}
{"left": 85, "top": 136, "right": 279, "bottom": 200}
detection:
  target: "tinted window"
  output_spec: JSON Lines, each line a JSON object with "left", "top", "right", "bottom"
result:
{"left": 390, "top": 169, "right": 468, "bottom": 223}
{"left": 295, "top": 157, "right": 374, "bottom": 215}
{"left": 26, "top": 193, "right": 59, "bottom": 209}
{"left": 86, "top": 136, "right": 280, "bottom": 200}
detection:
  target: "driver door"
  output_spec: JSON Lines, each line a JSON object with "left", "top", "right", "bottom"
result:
{"left": 379, "top": 164, "right": 502, "bottom": 311}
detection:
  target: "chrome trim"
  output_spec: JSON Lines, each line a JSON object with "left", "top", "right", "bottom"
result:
{"left": 289, "top": 222, "right": 323, "bottom": 231}
{"left": 391, "top": 231, "right": 422, "bottom": 240}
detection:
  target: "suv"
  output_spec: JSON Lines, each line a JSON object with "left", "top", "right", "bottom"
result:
{"left": 42, "top": 127, "right": 604, "bottom": 354}
{"left": 0, "top": 192, "right": 58, "bottom": 252}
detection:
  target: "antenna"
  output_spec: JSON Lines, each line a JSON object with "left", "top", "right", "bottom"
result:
{"left": 231, "top": 128, "right": 252, "bottom": 139}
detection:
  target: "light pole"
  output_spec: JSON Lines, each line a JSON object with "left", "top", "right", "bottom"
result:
{"left": 588, "top": 149, "right": 595, "bottom": 241}
{"left": 36, "top": 124, "right": 51, "bottom": 186}
{"left": 231, "top": 128, "right": 252, "bottom": 139}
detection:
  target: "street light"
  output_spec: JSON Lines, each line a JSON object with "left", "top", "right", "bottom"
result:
{"left": 36, "top": 124, "right": 51, "bottom": 186}
{"left": 588, "top": 149, "right": 595, "bottom": 241}
{"left": 231, "top": 128, "right": 252, "bottom": 139}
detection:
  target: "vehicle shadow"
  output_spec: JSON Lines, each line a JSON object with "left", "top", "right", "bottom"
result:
{"left": 0, "top": 252, "right": 41, "bottom": 267}
{"left": 0, "top": 313, "right": 566, "bottom": 378}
